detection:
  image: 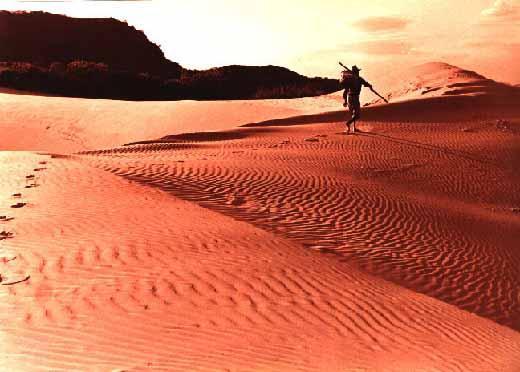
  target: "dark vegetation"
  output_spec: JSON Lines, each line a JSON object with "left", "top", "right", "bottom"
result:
{"left": 0, "top": 11, "right": 340, "bottom": 100}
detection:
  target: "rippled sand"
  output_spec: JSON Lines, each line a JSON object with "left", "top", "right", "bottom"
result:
{"left": 1, "top": 70, "right": 519, "bottom": 370}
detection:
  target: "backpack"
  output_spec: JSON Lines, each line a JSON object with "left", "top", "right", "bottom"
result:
{"left": 339, "top": 70, "right": 355, "bottom": 88}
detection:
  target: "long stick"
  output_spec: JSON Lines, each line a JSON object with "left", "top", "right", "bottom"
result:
{"left": 370, "top": 87, "right": 389, "bottom": 103}
{"left": 339, "top": 62, "right": 388, "bottom": 103}
{"left": 338, "top": 61, "right": 351, "bottom": 72}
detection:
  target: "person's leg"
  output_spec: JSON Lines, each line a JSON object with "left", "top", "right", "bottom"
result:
{"left": 345, "top": 95, "right": 353, "bottom": 133}
{"left": 353, "top": 109, "right": 360, "bottom": 132}
{"left": 346, "top": 111, "right": 356, "bottom": 133}
{"left": 346, "top": 111, "right": 357, "bottom": 125}
{"left": 350, "top": 98, "right": 361, "bottom": 133}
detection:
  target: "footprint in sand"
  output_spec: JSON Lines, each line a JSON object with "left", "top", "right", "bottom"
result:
{"left": 0, "top": 274, "right": 31, "bottom": 286}
{"left": 11, "top": 193, "right": 26, "bottom": 208}
{"left": 25, "top": 174, "right": 39, "bottom": 188}
{"left": 226, "top": 195, "right": 247, "bottom": 206}
{"left": 1, "top": 256, "right": 17, "bottom": 264}
{"left": 0, "top": 231, "right": 14, "bottom": 240}
{"left": 0, "top": 166, "right": 43, "bottom": 288}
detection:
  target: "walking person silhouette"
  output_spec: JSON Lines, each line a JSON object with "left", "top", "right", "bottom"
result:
{"left": 339, "top": 63, "right": 388, "bottom": 134}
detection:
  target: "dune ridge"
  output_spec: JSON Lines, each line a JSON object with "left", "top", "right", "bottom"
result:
{"left": 369, "top": 62, "right": 519, "bottom": 104}
{"left": 1, "top": 152, "right": 520, "bottom": 371}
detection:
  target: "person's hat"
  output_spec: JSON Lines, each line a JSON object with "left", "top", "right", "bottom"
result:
{"left": 352, "top": 65, "right": 361, "bottom": 72}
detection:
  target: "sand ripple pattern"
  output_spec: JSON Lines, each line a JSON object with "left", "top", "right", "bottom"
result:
{"left": 1, "top": 152, "right": 520, "bottom": 371}
{"left": 84, "top": 119, "right": 520, "bottom": 330}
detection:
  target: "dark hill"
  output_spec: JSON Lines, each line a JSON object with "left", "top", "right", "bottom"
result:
{"left": 0, "top": 11, "right": 181, "bottom": 77}
{"left": 178, "top": 65, "right": 339, "bottom": 100}
{"left": 0, "top": 11, "right": 339, "bottom": 100}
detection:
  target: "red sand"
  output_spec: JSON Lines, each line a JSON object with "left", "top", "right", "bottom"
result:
{"left": 1, "top": 64, "right": 520, "bottom": 370}
{"left": 0, "top": 88, "right": 341, "bottom": 154}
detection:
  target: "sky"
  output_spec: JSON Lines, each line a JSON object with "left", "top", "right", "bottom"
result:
{"left": 1, "top": 0, "right": 519, "bottom": 84}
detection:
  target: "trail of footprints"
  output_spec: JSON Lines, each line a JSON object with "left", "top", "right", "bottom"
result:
{"left": 0, "top": 160, "right": 48, "bottom": 286}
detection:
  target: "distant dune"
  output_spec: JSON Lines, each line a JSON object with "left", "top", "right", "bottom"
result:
{"left": 5, "top": 61, "right": 517, "bottom": 154}
{"left": 0, "top": 89, "right": 342, "bottom": 153}
{"left": 369, "top": 61, "right": 518, "bottom": 104}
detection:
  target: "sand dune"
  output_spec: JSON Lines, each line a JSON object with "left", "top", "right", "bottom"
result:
{"left": 82, "top": 108, "right": 520, "bottom": 331}
{"left": 1, "top": 152, "right": 519, "bottom": 371}
{"left": 1, "top": 64, "right": 520, "bottom": 370}
{"left": 369, "top": 62, "right": 519, "bottom": 104}
{"left": 0, "top": 90, "right": 341, "bottom": 153}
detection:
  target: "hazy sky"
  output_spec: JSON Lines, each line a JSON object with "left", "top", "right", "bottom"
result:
{"left": 2, "top": 0, "right": 519, "bottom": 83}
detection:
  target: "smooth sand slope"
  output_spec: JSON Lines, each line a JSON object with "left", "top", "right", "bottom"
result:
{"left": 0, "top": 88, "right": 342, "bottom": 154}
{"left": 1, "top": 64, "right": 520, "bottom": 370}
{"left": 1, "top": 152, "right": 519, "bottom": 372}
{"left": 369, "top": 62, "right": 518, "bottom": 104}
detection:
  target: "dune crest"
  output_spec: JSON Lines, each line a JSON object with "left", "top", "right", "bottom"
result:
{"left": 369, "top": 61, "right": 518, "bottom": 104}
